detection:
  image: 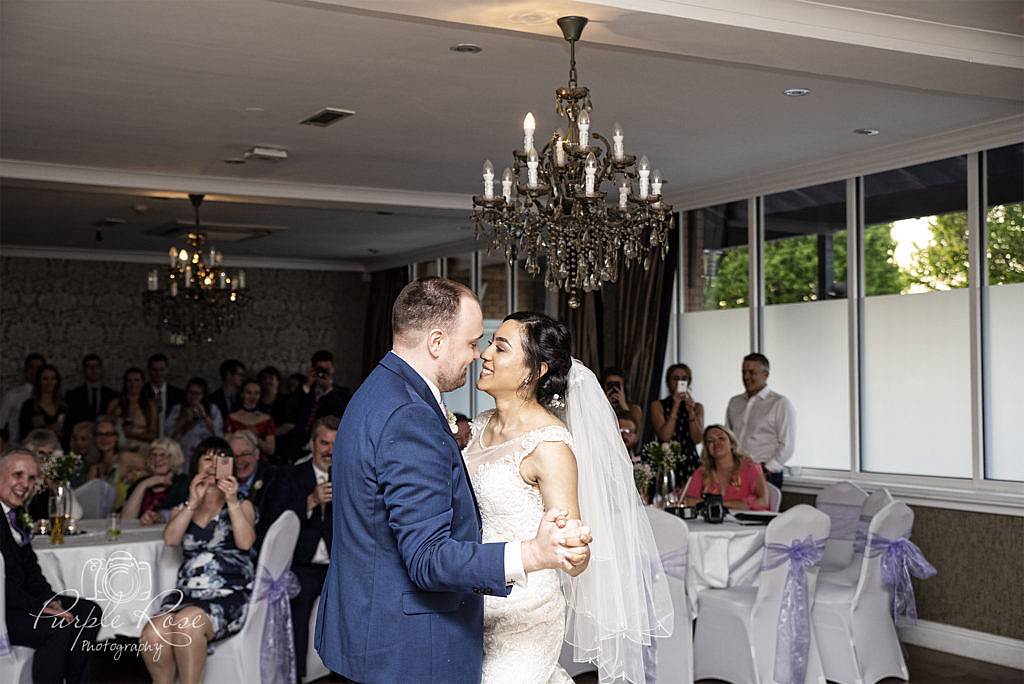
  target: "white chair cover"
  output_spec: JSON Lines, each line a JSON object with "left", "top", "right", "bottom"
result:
{"left": 813, "top": 501, "right": 914, "bottom": 684}
{"left": 766, "top": 482, "right": 782, "bottom": 512}
{"left": 643, "top": 507, "right": 693, "bottom": 684}
{"left": 694, "top": 504, "right": 830, "bottom": 684}
{"left": 815, "top": 481, "right": 868, "bottom": 570}
{"left": 203, "top": 511, "right": 300, "bottom": 684}
{"left": 74, "top": 480, "right": 116, "bottom": 519}
{"left": 820, "top": 487, "right": 893, "bottom": 588}
{"left": 0, "top": 553, "right": 35, "bottom": 683}
{"left": 302, "top": 595, "right": 329, "bottom": 683}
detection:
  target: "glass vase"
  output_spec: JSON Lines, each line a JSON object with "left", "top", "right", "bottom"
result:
{"left": 49, "top": 481, "right": 72, "bottom": 545}
{"left": 654, "top": 468, "right": 677, "bottom": 509}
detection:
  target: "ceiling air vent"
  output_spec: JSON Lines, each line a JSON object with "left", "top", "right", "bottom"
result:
{"left": 300, "top": 107, "right": 355, "bottom": 127}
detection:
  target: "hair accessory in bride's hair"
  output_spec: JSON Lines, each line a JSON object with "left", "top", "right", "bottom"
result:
{"left": 547, "top": 393, "right": 565, "bottom": 409}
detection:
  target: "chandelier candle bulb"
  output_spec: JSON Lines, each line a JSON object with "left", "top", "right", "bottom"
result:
{"left": 184, "top": 265, "right": 192, "bottom": 288}
{"left": 523, "top": 112, "right": 536, "bottom": 152}
{"left": 501, "top": 167, "right": 513, "bottom": 202}
{"left": 147, "top": 270, "right": 158, "bottom": 291}
{"left": 584, "top": 152, "right": 597, "bottom": 195}
{"left": 527, "top": 147, "right": 539, "bottom": 188}
{"left": 578, "top": 110, "right": 590, "bottom": 148}
{"left": 238, "top": 270, "right": 246, "bottom": 289}
{"left": 231, "top": 278, "right": 238, "bottom": 292}
{"left": 482, "top": 160, "right": 495, "bottom": 200}
{"left": 178, "top": 248, "right": 188, "bottom": 263}
{"left": 651, "top": 169, "right": 662, "bottom": 197}
{"left": 618, "top": 181, "right": 629, "bottom": 209}
{"left": 170, "top": 280, "right": 178, "bottom": 297}
{"left": 218, "top": 271, "right": 226, "bottom": 289}
{"left": 555, "top": 129, "right": 566, "bottom": 167}
{"left": 612, "top": 121, "right": 624, "bottom": 160}
{"left": 638, "top": 155, "right": 651, "bottom": 199}
{"left": 168, "top": 247, "right": 178, "bottom": 268}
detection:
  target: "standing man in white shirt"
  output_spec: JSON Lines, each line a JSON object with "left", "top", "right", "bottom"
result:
{"left": 725, "top": 353, "right": 796, "bottom": 489}
{"left": 147, "top": 353, "right": 184, "bottom": 438}
{"left": 0, "top": 353, "right": 45, "bottom": 444}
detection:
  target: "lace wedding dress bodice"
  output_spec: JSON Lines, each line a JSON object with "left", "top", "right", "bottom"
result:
{"left": 464, "top": 410, "right": 575, "bottom": 684}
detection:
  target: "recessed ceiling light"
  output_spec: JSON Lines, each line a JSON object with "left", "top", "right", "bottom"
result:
{"left": 375, "top": 211, "right": 394, "bottom": 216}
{"left": 783, "top": 88, "right": 811, "bottom": 97}
{"left": 450, "top": 43, "right": 482, "bottom": 54}
{"left": 300, "top": 107, "right": 355, "bottom": 127}
{"left": 224, "top": 158, "right": 246, "bottom": 165}
{"left": 854, "top": 128, "right": 880, "bottom": 136}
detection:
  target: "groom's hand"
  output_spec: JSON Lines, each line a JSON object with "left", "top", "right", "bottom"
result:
{"left": 522, "top": 508, "right": 592, "bottom": 574}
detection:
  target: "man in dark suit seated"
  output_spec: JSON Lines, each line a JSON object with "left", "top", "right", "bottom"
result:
{"left": 64, "top": 354, "right": 119, "bottom": 439}
{"left": 206, "top": 359, "right": 246, "bottom": 421}
{"left": 264, "top": 415, "right": 337, "bottom": 681}
{"left": 282, "top": 350, "right": 350, "bottom": 463}
{"left": 0, "top": 447, "right": 103, "bottom": 683}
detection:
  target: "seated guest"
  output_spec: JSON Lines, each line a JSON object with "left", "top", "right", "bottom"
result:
{"left": 227, "top": 430, "right": 278, "bottom": 541}
{"left": 602, "top": 367, "right": 644, "bottom": 430}
{"left": 147, "top": 353, "right": 185, "bottom": 438}
{"left": 617, "top": 413, "right": 641, "bottom": 458}
{"left": 454, "top": 412, "right": 471, "bottom": 450}
{"left": 68, "top": 420, "right": 100, "bottom": 472}
{"left": 86, "top": 418, "right": 147, "bottom": 511}
{"left": 257, "top": 366, "right": 291, "bottom": 431}
{"left": 225, "top": 379, "right": 276, "bottom": 460}
{"left": 283, "top": 350, "right": 350, "bottom": 462}
{"left": 122, "top": 438, "right": 190, "bottom": 524}
{"left": 285, "top": 372, "right": 305, "bottom": 396}
{"left": 207, "top": 359, "right": 246, "bottom": 420}
{"left": 140, "top": 437, "right": 256, "bottom": 684}
{"left": 168, "top": 377, "right": 223, "bottom": 471}
{"left": 650, "top": 363, "right": 704, "bottom": 487}
{"left": 264, "top": 416, "right": 338, "bottom": 681}
{"left": 1, "top": 353, "right": 45, "bottom": 444}
{"left": 18, "top": 364, "right": 68, "bottom": 443}
{"left": 107, "top": 367, "right": 158, "bottom": 444}
{"left": 85, "top": 416, "right": 119, "bottom": 481}
{"left": 683, "top": 424, "right": 768, "bottom": 511}
{"left": 1, "top": 447, "right": 103, "bottom": 684}
{"left": 64, "top": 354, "right": 119, "bottom": 438}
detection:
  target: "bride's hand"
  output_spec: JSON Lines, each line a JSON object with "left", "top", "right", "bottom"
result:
{"left": 522, "top": 509, "right": 591, "bottom": 573}
{"left": 558, "top": 519, "right": 592, "bottom": 576}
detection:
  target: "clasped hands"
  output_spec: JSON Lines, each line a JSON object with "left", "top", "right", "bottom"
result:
{"left": 522, "top": 508, "right": 592, "bottom": 576}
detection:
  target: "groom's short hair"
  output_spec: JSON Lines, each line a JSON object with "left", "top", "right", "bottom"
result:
{"left": 392, "top": 277, "right": 473, "bottom": 346}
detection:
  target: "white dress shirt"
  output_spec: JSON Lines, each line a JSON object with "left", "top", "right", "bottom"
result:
{"left": 391, "top": 350, "right": 527, "bottom": 587}
{"left": 0, "top": 382, "right": 33, "bottom": 443}
{"left": 309, "top": 462, "right": 331, "bottom": 564}
{"left": 2, "top": 500, "right": 25, "bottom": 545}
{"left": 725, "top": 386, "right": 797, "bottom": 473}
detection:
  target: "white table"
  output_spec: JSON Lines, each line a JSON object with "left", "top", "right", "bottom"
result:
{"left": 32, "top": 519, "right": 182, "bottom": 640}
{"left": 683, "top": 519, "right": 766, "bottom": 615}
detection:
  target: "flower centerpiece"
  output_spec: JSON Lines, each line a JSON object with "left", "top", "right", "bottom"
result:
{"left": 40, "top": 450, "right": 82, "bottom": 544}
{"left": 41, "top": 450, "right": 84, "bottom": 487}
{"left": 633, "top": 461, "right": 654, "bottom": 496}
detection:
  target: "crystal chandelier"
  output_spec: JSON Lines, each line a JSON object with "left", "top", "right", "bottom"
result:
{"left": 472, "top": 16, "right": 674, "bottom": 308}
{"left": 142, "top": 194, "right": 249, "bottom": 344}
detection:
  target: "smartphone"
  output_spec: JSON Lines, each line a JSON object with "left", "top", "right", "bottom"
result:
{"left": 215, "top": 455, "right": 233, "bottom": 481}
{"left": 676, "top": 379, "right": 689, "bottom": 394}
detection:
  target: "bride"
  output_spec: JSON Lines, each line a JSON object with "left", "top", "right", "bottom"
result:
{"left": 464, "top": 311, "right": 673, "bottom": 684}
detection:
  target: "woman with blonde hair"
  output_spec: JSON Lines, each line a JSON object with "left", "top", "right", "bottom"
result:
{"left": 123, "top": 437, "right": 190, "bottom": 524}
{"left": 682, "top": 424, "right": 769, "bottom": 511}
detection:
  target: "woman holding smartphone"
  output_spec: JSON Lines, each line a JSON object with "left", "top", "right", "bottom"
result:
{"left": 650, "top": 363, "right": 704, "bottom": 488}
{"left": 141, "top": 436, "right": 256, "bottom": 684}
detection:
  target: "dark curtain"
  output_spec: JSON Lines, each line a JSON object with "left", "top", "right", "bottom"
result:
{"left": 558, "top": 290, "right": 603, "bottom": 372}
{"left": 361, "top": 267, "right": 409, "bottom": 381}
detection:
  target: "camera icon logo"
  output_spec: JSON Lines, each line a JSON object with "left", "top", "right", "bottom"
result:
{"left": 81, "top": 550, "right": 152, "bottom": 604}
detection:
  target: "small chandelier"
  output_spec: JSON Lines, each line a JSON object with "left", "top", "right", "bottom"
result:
{"left": 472, "top": 16, "right": 674, "bottom": 308}
{"left": 143, "top": 194, "right": 249, "bottom": 344}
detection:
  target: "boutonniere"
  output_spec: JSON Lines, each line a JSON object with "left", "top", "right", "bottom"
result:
{"left": 253, "top": 480, "right": 263, "bottom": 492}
{"left": 445, "top": 407, "right": 458, "bottom": 435}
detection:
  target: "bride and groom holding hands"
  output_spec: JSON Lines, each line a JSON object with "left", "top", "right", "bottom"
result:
{"left": 315, "top": 277, "right": 671, "bottom": 683}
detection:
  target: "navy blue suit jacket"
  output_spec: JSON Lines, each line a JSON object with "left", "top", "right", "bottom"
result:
{"left": 314, "top": 352, "right": 509, "bottom": 683}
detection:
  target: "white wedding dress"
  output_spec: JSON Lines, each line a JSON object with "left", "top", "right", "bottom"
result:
{"left": 464, "top": 409, "right": 575, "bottom": 684}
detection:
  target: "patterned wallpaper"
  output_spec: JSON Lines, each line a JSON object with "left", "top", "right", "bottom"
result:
{"left": 0, "top": 256, "right": 370, "bottom": 392}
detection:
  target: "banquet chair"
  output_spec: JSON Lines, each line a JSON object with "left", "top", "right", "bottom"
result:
{"left": 0, "top": 554, "right": 35, "bottom": 683}
{"left": 643, "top": 507, "right": 693, "bottom": 684}
{"left": 693, "top": 504, "right": 829, "bottom": 684}
{"left": 303, "top": 594, "right": 329, "bottom": 683}
{"left": 203, "top": 510, "right": 300, "bottom": 684}
{"left": 812, "top": 501, "right": 914, "bottom": 684}
{"left": 765, "top": 482, "right": 782, "bottom": 512}
{"left": 74, "top": 479, "right": 116, "bottom": 519}
{"left": 819, "top": 488, "right": 893, "bottom": 588}
{"left": 815, "top": 481, "right": 868, "bottom": 570}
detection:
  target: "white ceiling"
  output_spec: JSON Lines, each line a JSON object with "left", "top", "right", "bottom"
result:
{"left": 1, "top": 0, "right": 1021, "bottom": 267}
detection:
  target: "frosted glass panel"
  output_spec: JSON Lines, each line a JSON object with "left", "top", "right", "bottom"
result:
{"left": 986, "top": 282, "right": 1024, "bottom": 481}
{"left": 680, "top": 308, "right": 749, "bottom": 429}
{"left": 764, "top": 299, "right": 849, "bottom": 470}
{"left": 862, "top": 289, "right": 971, "bottom": 477}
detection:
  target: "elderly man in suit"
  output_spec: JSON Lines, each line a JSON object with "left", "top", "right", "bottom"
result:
{"left": 264, "top": 415, "right": 338, "bottom": 680}
{"left": 0, "top": 448, "right": 103, "bottom": 683}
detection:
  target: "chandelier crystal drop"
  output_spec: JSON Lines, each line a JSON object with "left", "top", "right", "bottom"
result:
{"left": 472, "top": 15, "right": 675, "bottom": 308}
{"left": 142, "top": 194, "right": 249, "bottom": 344}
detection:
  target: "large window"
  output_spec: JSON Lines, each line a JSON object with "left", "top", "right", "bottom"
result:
{"left": 984, "top": 143, "right": 1024, "bottom": 482}
{"left": 861, "top": 156, "right": 971, "bottom": 478}
{"left": 763, "top": 181, "right": 849, "bottom": 470}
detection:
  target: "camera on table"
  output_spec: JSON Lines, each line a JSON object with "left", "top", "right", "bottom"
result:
{"left": 701, "top": 494, "right": 726, "bottom": 524}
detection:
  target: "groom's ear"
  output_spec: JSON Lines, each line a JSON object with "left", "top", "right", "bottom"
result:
{"left": 427, "top": 328, "right": 446, "bottom": 358}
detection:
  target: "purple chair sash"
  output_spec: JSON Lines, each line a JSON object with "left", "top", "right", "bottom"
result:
{"left": 865, "top": 533, "right": 936, "bottom": 626}
{"left": 255, "top": 566, "right": 301, "bottom": 684}
{"left": 0, "top": 630, "right": 10, "bottom": 656}
{"left": 816, "top": 502, "right": 861, "bottom": 541}
{"left": 761, "top": 535, "right": 827, "bottom": 684}
{"left": 660, "top": 546, "right": 688, "bottom": 581}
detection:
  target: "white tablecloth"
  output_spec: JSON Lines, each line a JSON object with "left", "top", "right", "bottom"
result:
{"left": 32, "top": 519, "right": 182, "bottom": 640}
{"left": 683, "top": 519, "right": 766, "bottom": 614}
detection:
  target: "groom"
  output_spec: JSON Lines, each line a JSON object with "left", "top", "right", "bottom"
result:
{"left": 315, "top": 277, "right": 591, "bottom": 683}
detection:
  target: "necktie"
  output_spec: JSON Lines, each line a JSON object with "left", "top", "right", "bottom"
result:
{"left": 6, "top": 507, "right": 29, "bottom": 546}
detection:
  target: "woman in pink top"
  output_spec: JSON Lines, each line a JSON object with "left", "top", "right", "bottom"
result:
{"left": 683, "top": 424, "right": 769, "bottom": 511}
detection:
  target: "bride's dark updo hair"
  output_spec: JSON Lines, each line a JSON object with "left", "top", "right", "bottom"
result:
{"left": 503, "top": 311, "right": 571, "bottom": 408}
